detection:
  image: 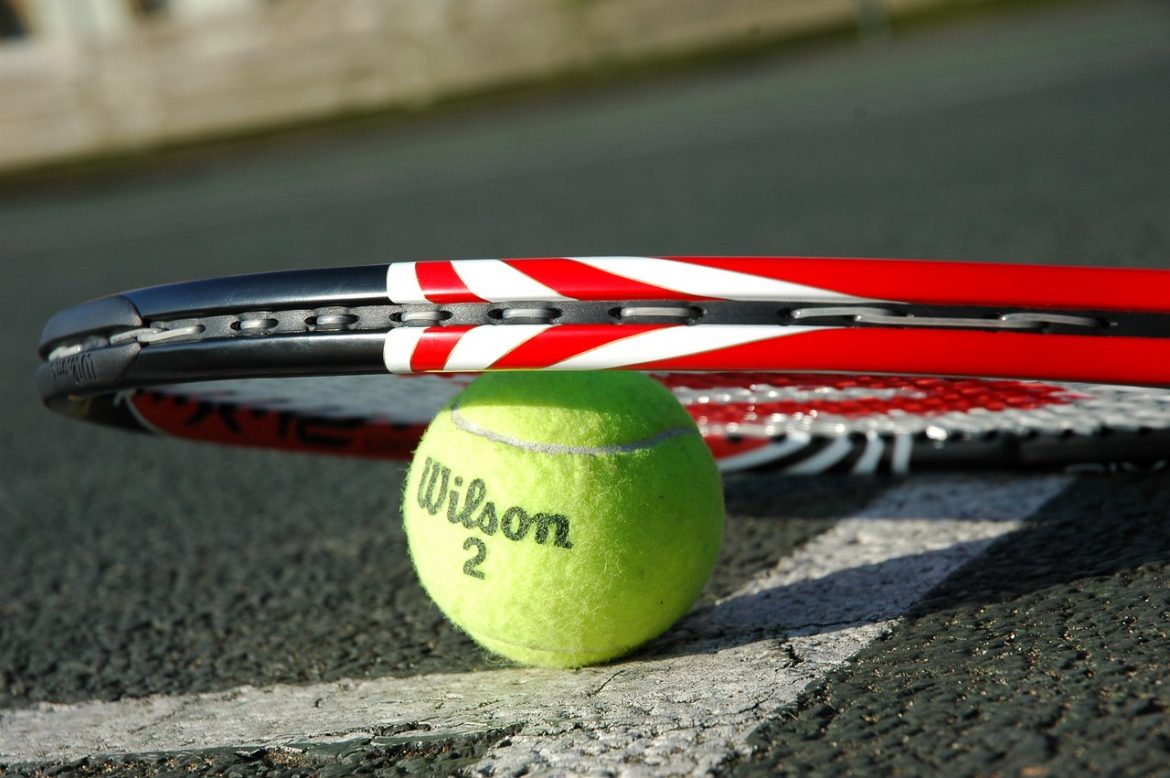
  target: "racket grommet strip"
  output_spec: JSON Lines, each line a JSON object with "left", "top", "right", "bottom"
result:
{"left": 398, "top": 310, "right": 451, "bottom": 326}
{"left": 233, "top": 316, "right": 280, "bottom": 335}
{"left": 998, "top": 312, "right": 1102, "bottom": 329}
{"left": 105, "top": 324, "right": 206, "bottom": 347}
{"left": 790, "top": 306, "right": 1105, "bottom": 332}
{"left": 308, "top": 310, "right": 360, "bottom": 331}
{"left": 498, "top": 306, "right": 560, "bottom": 323}
{"left": 615, "top": 305, "right": 702, "bottom": 322}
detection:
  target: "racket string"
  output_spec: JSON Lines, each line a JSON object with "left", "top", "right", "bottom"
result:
{"left": 668, "top": 376, "right": 1170, "bottom": 439}
{"left": 105, "top": 324, "right": 206, "bottom": 348}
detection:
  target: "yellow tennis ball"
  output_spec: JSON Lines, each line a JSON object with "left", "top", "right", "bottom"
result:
{"left": 402, "top": 371, "right": 724, "bottom": 668}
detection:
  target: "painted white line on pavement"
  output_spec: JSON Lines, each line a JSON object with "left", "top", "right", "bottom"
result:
{"left": 0, "top": 475, "right": 1071, "bottom": 774}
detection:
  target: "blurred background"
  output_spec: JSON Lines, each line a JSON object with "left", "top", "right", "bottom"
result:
{"left": 0, "top": 0, "right": 1001, "bottom": 175}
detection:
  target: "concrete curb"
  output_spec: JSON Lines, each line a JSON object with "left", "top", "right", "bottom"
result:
{"left": 0, "top": 0, "right": 981, "bottom": 172}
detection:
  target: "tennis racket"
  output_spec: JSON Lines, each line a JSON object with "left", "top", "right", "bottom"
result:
{"left": 37, "top": 256, "right": 1170, "bottom": 475}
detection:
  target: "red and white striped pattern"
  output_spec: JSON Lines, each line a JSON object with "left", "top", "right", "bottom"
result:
{"left": 386, "top": 257, "right": 879, "bottom": 304}
{"left": 382, "top": 256, "right": 1170, "bottom": 384}
{"left": 383, "top": 324, "right": 822, "bottom": 373}
{"left": 383, "top": 324, "right": 1170, "bottom": 385}
{"left": 386, "top": 256, "right": 1170, "bottom": 310}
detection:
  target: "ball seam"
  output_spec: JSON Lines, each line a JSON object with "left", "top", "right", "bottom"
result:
{"left": 450, "top": 402, "right": 696, "bottom": 456}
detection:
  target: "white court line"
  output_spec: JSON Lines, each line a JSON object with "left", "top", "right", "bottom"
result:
{"left": 0, "top": 475, "right": 1071, "bottom": 773}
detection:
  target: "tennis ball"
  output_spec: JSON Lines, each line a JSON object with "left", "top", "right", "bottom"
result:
{"left": 402, "top": 371, "right": 724, "bottom": 668}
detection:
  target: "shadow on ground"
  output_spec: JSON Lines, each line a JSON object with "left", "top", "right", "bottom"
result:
{"left": 726, "top": 472, "right": 1170, "bottom": 776}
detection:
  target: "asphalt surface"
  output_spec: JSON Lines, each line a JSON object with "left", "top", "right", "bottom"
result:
{"left": 2, "top": 0, "right": 1170, "bottom": 774}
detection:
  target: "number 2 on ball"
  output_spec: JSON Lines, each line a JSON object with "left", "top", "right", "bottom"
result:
{"left": 463, "top": 536, "right": 487, "bottom": 579}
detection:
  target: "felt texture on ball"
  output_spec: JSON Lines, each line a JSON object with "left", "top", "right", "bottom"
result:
{"left": 401, "top": 370, "right": 724, "bottom": 668}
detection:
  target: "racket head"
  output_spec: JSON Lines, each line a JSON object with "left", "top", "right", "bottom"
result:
{"left": 36, "top": 257, "right": 1170, "bottom": 475}
{"left": 61, "top": 372, "right": 1170, "bottom": 475}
